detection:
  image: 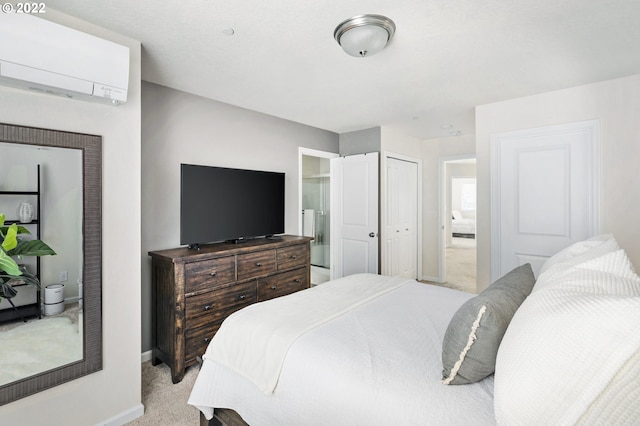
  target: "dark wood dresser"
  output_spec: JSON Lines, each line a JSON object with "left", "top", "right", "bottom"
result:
{"left": 149, "top": 235, "right": 313, "bottom": 383}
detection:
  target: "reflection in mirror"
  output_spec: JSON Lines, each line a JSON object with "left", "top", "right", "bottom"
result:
{"left": 0, "top": 142, "right": 83, "bottom": 386}
{"left": 0, "top": 123, "right": 102, "bottom": 406}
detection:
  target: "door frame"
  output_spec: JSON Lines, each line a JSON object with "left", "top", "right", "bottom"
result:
{"left": 298, "top": 147, "right": 339, "bottom": 277}
{"left": 381, "top": 151, "right": 422, "bottom": 278}
{"left": 438, "top": 154, "right": 476, "bottom": 284}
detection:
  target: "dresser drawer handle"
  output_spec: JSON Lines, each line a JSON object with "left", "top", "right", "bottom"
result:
{"left": 239, "top": 294, "right": 246, "bottom": 300}
{"left": 291, "top": 255, "right": 297, "bottom": 260}
{"left": 203, "top": 337, "right": 211, "bottom": 343}
{"left": 203, "top": 304, "right": 212, "bottom": 311}
{"left": 209, "top": 271, "right": 217, "bottom": 277}
{"left": 270, "top": 285, "right": 277, "bottom": 290}
{"left": 255, "top": 262, "right": 262, "bottom": 267}
{"left": 294, "top": 279, "right": 301, "bottom": 283}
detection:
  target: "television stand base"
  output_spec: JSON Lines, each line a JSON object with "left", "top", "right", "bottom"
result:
{"left": 226, "top": 238, "right": 248, "bottom": 244}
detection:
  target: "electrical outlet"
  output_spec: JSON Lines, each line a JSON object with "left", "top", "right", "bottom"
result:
{"left": 60, "top": 271, "right": 68, "bottom": 282}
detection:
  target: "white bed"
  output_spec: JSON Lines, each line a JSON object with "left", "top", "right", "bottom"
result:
{"left": 189, "top": 235, "right": 640, "bottom": 425}
{"left": 189, "top": 274, "right": 495, "bottom": 425}
{"left": 451, "top": 210, "right": 475, "bottom": 237}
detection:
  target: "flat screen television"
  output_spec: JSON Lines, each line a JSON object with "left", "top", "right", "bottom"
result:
{"left": 180, "top": 163, "right": 285, "bottom": 247}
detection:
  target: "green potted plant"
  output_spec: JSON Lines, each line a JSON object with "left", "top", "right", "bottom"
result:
{"left": 0, "top": 213, "right": 56, "bottom": 314}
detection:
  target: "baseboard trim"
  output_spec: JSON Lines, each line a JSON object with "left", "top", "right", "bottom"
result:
{"left": 97, "top": 403, "right": 144, "bottom": 426}
{"left": 420, "top": 275, "right": 441, "bottom": 283}
{"left": 141, "top": 350, "right": 152, "bottom": 363}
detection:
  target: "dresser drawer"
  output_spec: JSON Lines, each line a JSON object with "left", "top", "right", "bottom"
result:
{"left": 185, "top": 322, "right": 221, "bottom": 364}
{"left": 277, "top": 244, "right": 308, "bottom": 271}
{"left": 186, "top": 281, "right": 256, "bottom": 325}
{"left": 237, "top": 249, "right": 276, "bottom": 281}
{"left": 184, "top": 255, "right": 236, "bottom": 293}
{"left": 258, "top": 267, "right": 308, "bottom": 301}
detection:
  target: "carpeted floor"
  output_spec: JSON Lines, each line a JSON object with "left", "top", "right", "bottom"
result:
{"left": 0, "top": 304, "right": 83, "bottom": 386}
{"left": 127, "top": 361, "right": 201, "bottom": 426}
{"left": 444, "top": 237, "right": 477, "bottom": 293}
{"left": 423, "top": 237, "right": 477, "bottom": 294}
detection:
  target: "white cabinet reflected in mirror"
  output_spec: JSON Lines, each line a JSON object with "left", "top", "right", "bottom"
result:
{"left": 0, "top": 123, "right": 102, "bottom": 406}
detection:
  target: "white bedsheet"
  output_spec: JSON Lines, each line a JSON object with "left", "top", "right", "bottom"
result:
{"left": 189, "top": 274, "right": 495, "bottom": 425}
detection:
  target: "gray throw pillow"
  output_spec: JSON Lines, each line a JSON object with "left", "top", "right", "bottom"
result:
{"left": 441, "top": 263, "right": 536, "bottom": 385}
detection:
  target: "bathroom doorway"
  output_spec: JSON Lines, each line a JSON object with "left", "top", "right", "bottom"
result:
{"left": 299, "top": 148, "right": 338, "bottom": 285}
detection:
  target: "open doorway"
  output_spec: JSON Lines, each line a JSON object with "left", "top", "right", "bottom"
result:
{"left": 299, "top": 148, "right": 338, "bottom": 285}
{"left": 440, "top": 157, "right": 477, "bottom": 293}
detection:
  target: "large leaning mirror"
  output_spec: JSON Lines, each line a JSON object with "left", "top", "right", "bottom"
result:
{"left": 0, "top": 122, "right": 102, "bottom": 406}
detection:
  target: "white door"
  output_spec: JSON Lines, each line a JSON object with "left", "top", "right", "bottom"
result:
{"left": 384, "top": 157, "right": 418, "bottom": 278}
{"left": 491, "top": 120, "right": 600, "bottom": 280}
{"left": 331, "top": 153, "right": 379, "bottom": 279}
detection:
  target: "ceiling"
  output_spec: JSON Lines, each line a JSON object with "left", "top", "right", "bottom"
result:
{"left": 45, "top": 0, "right": 640, "bottom": 139}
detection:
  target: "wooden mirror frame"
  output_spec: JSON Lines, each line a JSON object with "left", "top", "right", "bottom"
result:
{"left": 0, "top": 122, "right": 102, "bottom": 405}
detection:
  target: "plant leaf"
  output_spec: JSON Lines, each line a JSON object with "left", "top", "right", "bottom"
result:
{"left": 0, "top": 282, "right": 18, "bottom": 299}
{"left": 9, "top": 239, "right": 57, "bottom": 257}
{"left": 0, "top": 250, "right": 22, "bottom": 276}
{"left": 1, "top": 223, "right": 18, "bottom": 252}
{"left": 0, "top": 225, "right": 32, "bottom": 236}
{"left": 7, "top": 269, "right": 41, "bottom": 288}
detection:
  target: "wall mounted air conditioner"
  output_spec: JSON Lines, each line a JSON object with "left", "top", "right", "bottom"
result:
{"left": 0, "top": 13, "right": 129, "bottom": 105}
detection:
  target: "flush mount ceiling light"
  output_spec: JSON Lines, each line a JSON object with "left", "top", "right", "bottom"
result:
{"left": 334, "top": 14, "right": 396, "bottom": 58}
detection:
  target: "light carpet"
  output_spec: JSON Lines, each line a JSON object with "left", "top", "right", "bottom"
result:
{"left": 444, "top": 237, "right": 477, "bottom": 293}
{"left": 127, "top": 362, "right": 200, "bottom": 426}
{"left": 0, "top": 305, "right": 83, "bottom": 386}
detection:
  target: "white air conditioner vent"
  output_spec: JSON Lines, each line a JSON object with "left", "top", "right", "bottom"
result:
{"left": 0, "top": 13, "right": 129, "bottom": 105}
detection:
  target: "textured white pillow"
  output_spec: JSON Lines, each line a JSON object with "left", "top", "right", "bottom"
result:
{"left": 534, "top": 249, "right": 640, "bottom": 295}
{"left": 537, "top": 234, "right": 619, "bottom": 279}
{"left": 494, "top": 247, "right": 640, "bottom": 425}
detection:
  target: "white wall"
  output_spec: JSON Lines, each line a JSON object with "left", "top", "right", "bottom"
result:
{"left": 381, "top": 126, "right": 423, "bottom": 159}
{"left": 476, "top": 74, "right": 640, "bottom": 291}
{"left": 141, "top": 82, "right": 339, "bottom": 352}
{"left": 420, "top": 135, "right": 476, "bottom": 281}
{"left": 0, "top": 10, "right": 142, "bottom": 425}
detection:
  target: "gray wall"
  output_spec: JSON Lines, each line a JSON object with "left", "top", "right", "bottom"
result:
{"left": 141, "top": 82, "right": 339, "bottom": 352}
{"left": 339, "top": 127, "right": 381, "bottom": 155}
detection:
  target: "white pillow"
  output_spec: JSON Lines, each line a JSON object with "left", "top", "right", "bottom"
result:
{"left": 537, "top": 234, "right": 619, "bottom": 278}
{"left": 452, "top": 210, "right": 464, "bottom": 221}
{"left": 494, "top": 247, "right": 640, "bottom": 425}
{"left": 534, "top": 249, "right": 640, "bottom": 295}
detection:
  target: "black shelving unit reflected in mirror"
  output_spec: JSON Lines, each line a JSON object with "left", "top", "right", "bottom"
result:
{"left": 0, "top": 165, "right": 41, "bottom": 322}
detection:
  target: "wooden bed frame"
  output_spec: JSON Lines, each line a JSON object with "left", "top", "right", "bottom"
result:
{"left": 200, "top": 409, "right": 249, "bottom": 426}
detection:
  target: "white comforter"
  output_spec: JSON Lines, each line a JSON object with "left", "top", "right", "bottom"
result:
{"left": 204, "top": 273, "right": 413, "bottom": 394}
{"left": 189, "top": 274, "right": 495, "bottom": 425}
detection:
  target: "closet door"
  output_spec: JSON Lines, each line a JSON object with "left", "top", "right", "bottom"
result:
{"left": 384, "top": 157, "right": 418, "bottom": 278}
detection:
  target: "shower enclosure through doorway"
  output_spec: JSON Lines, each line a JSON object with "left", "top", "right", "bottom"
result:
{"left": 301, "top": 154, "right": 331, "bottom": 284}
